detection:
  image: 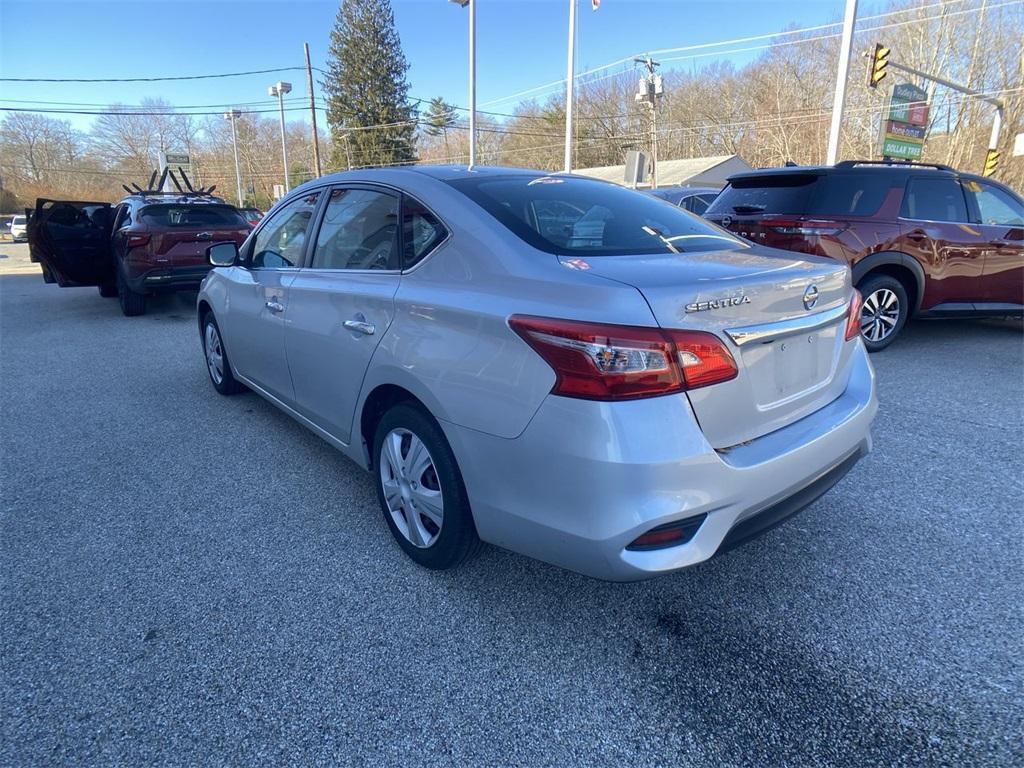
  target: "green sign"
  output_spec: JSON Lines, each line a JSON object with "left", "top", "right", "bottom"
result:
{"left": 888, "top": 83, "right": 928, "bottom": 124}
{"left": 882, "top": 137, "right": 924, "bottom": 160}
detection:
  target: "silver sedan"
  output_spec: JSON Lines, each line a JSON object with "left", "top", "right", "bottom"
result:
{"left": 198, "top": 166, "right": 877, "bottom": 581}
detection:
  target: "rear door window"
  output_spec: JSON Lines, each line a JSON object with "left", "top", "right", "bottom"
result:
{"left": 900, "top": 178, "right": 969, "bottom": 222}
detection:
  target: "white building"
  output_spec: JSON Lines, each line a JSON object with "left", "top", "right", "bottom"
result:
{"left": 574, "top": 154, "right": 752, "bottom": 190}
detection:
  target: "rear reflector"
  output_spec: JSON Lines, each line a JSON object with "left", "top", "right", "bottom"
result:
{"left": 127, "top": 234, "right": 151, "bottom": 248}
{"left": 508, "top": 315, "right": 737, "bottom": 401}
{"left": 626, "top": 514, "right": 707, "bottom": 551}
{"left": 845, "top": 290, "right": 863, "bottom": 341}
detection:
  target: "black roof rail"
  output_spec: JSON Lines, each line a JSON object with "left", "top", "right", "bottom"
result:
{"left": 835, "top": 159, "right": 953, "bottom": 171}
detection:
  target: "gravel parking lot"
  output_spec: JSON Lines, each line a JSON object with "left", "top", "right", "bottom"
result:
{"left": 2, "top": 241, "right": 1022, "bottom": 767}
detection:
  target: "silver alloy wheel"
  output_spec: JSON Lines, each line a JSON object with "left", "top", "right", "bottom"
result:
{"left": 204, "top": 322, "right": 224, "bottom": 385}
{"left": 379, "top": 428, "right": 444, "bottom": 548}
{"left": 860, "top": 288, "right": 900, "bottom": 343}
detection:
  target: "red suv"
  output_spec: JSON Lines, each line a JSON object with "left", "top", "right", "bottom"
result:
{"left": 29, "top": 192, "right": 250, "bottom": 317}
{"left": 704, "top": 160, "right": 1024, "bottom": 350}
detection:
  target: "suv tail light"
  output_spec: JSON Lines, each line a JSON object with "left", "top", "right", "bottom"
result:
{"left": 845, "top": 290, "right": 863, "bottom": 341}
{"left": 767, "top": 219, "right": 846, "bottom": 236}
{"left": 508, "top": 315, "right": 738, "bottom": 401}
{"left": 127, "top": 233, "right": 151, "bottom": 248}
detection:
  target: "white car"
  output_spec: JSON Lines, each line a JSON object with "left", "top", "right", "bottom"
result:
{"left": 198, "top": 166, "right": 877, "bottom": 581}
{"left": 9, "top": 215, "right": 27, "bottom": 241}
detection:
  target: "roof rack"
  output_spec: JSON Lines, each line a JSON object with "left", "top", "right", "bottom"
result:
{"left": 120, "top": 167, "right": 218, "bottom": 198}
{"left": 835, "top": 159, "right": 953, "bottom": 171}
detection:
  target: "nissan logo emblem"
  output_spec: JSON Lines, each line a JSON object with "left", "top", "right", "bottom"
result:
{"left": 803, "top": 284, "right": 819, "bottom": 310}
{"left": 721, "top": 215, "right": 732, "bottom": 227}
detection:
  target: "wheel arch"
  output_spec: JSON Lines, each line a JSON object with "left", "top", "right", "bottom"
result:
{"left": 852, "top": 251, "right": 925, "bottom": 316}
{"left": 359, "top": 382, "right": 438, "bottom": 471}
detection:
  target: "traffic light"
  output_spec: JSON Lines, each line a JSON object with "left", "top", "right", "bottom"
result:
{"left": 869, "top": 44, "right": 890, "bottom": 88}
{"left": 983, "top": 149, "right": 999, "bottom": 177}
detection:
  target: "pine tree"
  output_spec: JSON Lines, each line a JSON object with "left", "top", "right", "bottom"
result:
{"left": 322, "top": 0, "right": 417, "bottom": 169}
{"left": 424, "top": 97, "right": 458, "bottom": 162}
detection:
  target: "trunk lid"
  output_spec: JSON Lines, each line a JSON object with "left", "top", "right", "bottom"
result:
{"left": 567, "top": 247, "right": 853, "bottom": 448}
{"left": 150, "top": 226, "right": 250, "bottom": 264}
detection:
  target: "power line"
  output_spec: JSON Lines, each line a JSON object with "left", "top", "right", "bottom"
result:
{"left": 0, "top": 67, "right": 308, "bottom": 84}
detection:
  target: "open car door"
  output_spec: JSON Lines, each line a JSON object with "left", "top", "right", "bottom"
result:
{"left": 28, "top": 199, "right": 113, "bottom": 287}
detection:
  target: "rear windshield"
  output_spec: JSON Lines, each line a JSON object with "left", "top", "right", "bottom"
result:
{"left": 706, "top": 173, "right": 895, "bottom": 217}
{"left": 140, "top": 204, "right": 247, "bottom": 227}
{"left": 12, "top": 216, "right": 26, "bottom": 224}
{"left": 445, "top": 175, "right": 745, "bottom": 256}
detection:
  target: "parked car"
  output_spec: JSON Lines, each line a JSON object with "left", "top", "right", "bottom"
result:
{"left": 198, "top": 166, "right": 877, "bottom": 581}
{"left": 28, "top": 192, "right": 251, "bottom": 316}
{"left": 704, "top": 160, "right": 1024, "bottom": 350}
{"left": 8, "top": 214, "right": 27, "bottom": 241}
{"left": 239, "top": 207, "right": 264, "bottom": 228}
{"left": 646, "top": 186, "right": 720, "bottom": 215}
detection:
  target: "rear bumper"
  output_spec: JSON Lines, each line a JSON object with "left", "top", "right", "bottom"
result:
{"left": 131, "top": 264, "right": 212, "bottom": 293}
{"left": 442, "top": 343, "right": 877, "bottom": 581}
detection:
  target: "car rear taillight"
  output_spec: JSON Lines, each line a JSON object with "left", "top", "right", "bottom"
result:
{"left": 508, "top": 315, "right": 737, "bottom": 401}
{"left": 767, "top": 219, "right": 846, "bottom": 236}
{"left": 626, "top": 514, "right": 707, "bottom": 550}
{"left": 127, "top": 233, "right": 150, "bottom": 248}
{"left": 845, "top": 290, "right": 863, "bottom": 341}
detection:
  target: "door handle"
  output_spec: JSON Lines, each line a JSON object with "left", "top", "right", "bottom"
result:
{"left": 906, "top": 230, "right": 928, "bottom": 242}
{"left": 343, "top": 319, "right": 375, "bottom": 335}
{"left": 265, "top": 300, "right": 285, "bottom": 313}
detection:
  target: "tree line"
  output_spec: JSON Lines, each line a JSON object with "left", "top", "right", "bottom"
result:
{"left": 1, "top": 0, "right": 1020, "bottom": 213}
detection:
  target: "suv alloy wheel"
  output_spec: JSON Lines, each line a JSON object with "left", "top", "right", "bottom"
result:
{"left": 857, "top": 274, "right": 909, "bottom": 351}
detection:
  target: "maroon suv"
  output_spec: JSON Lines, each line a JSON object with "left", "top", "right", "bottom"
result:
{"left": 29, "top": 193, "right": 250, "bottom": 317}
{"left": 704, "top": 160, "right": 1024, "bottom": 350}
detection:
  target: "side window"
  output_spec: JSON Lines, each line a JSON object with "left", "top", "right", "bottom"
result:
{"left": 311, "top": 188, "right": 399, "bottom": 270}
{"left": 402, "top": 196, "right": 447, "bottom": 269}
{"left": 114, "top": 204, "right": 131, "bottom": 229}
{"left": 900, "top": 177, "right": 968, "bottom": 222}
{"left": 251, "top": 192, "right": 320, "bottom": 268}
{"left": 686, "top": 195, "right": 713, "bottom": 215}
{"left": 963, "top": 180, "right": 1024, "bottom": 226}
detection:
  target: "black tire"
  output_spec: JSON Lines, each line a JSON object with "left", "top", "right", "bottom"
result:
{"left": 117, "top": 266, "right": 147, "bottom": 317}
{"left": 201, "top": 314, "right": 245, "bottom": 395}
{"left": 856, "top": 274, "right": 909, "bottom": 352}
{"left": 97, "top": 281, "right": 117, "bottom": 298}
{"left": 372, "top": 402, "right": 481, "bottom": 570}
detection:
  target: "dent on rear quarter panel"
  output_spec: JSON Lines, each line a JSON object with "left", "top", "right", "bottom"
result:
{"left": 369, "top": 235, "right": 658, "bottom": 440}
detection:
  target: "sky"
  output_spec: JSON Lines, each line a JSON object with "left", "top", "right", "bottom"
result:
{"left": 0, "top": 0, "right": 866, "bottom": 133}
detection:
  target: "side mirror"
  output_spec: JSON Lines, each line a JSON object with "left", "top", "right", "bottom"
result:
{"left": 207, "top": 242, "right": 239, "bottom": 267}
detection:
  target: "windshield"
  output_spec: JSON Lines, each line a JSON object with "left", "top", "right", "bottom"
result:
{"left": 12, "top": 216, "right": 26, "bottom": 225}
{"left": 446, "top": 175, "right": 746, "bottom": 256}
{"left": 140, "top": 204, "right": 247, "bottom": 228}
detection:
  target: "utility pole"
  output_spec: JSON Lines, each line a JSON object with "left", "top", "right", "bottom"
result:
{"left": 223, "top": 109, "right": 244, "bottom": 207}
{"left": 304, "top": 43, "right": 322, "bottom": 178}
{"left": 634, "top": 56, "right": 662, "bottom": 188}
{"left": 268, "top": 81, "right": 292, "bottom": 192}
{"left": 826, "top": 0, "right": 858, "bottom": 165}
{"left": 449, "top": 0, "right": 476, "bottom": 169}
{"left": 564, "top": 0, "right": 577, "bottom": 173}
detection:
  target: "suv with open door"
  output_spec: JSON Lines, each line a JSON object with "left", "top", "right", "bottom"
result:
{"left": 28, "top": 169, "right": 251, "bottom": 316}
{"left": 705, "top": 161, "right": 1024, "bottom": 350}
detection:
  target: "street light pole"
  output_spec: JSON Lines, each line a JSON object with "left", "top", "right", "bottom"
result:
{"left": 268, "top": 81, "right": 292, "bottom": 192}
{"left": 450, "top": 0, "right": 476, "bottom": 169}
{"left": 826, "top": 0, "right": 858, "bottom": 165}
{"left": 564, "top": 0, "right": 576, "bottom": 173}
{"left": 223, "top": 109, "right": 244, "bottom": 208}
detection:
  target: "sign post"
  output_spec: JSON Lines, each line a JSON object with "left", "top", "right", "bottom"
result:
{"left": 879, "top": 83, "right": 928, "bottom": 161}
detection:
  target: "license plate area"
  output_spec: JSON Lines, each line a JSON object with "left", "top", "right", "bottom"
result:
{"left": 741, "top": 326, "right": 839, "bottom": 408}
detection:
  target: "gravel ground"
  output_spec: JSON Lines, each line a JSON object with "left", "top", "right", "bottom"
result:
{"left": 2, "top": 243, "right": 1022, "bottom": 766}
